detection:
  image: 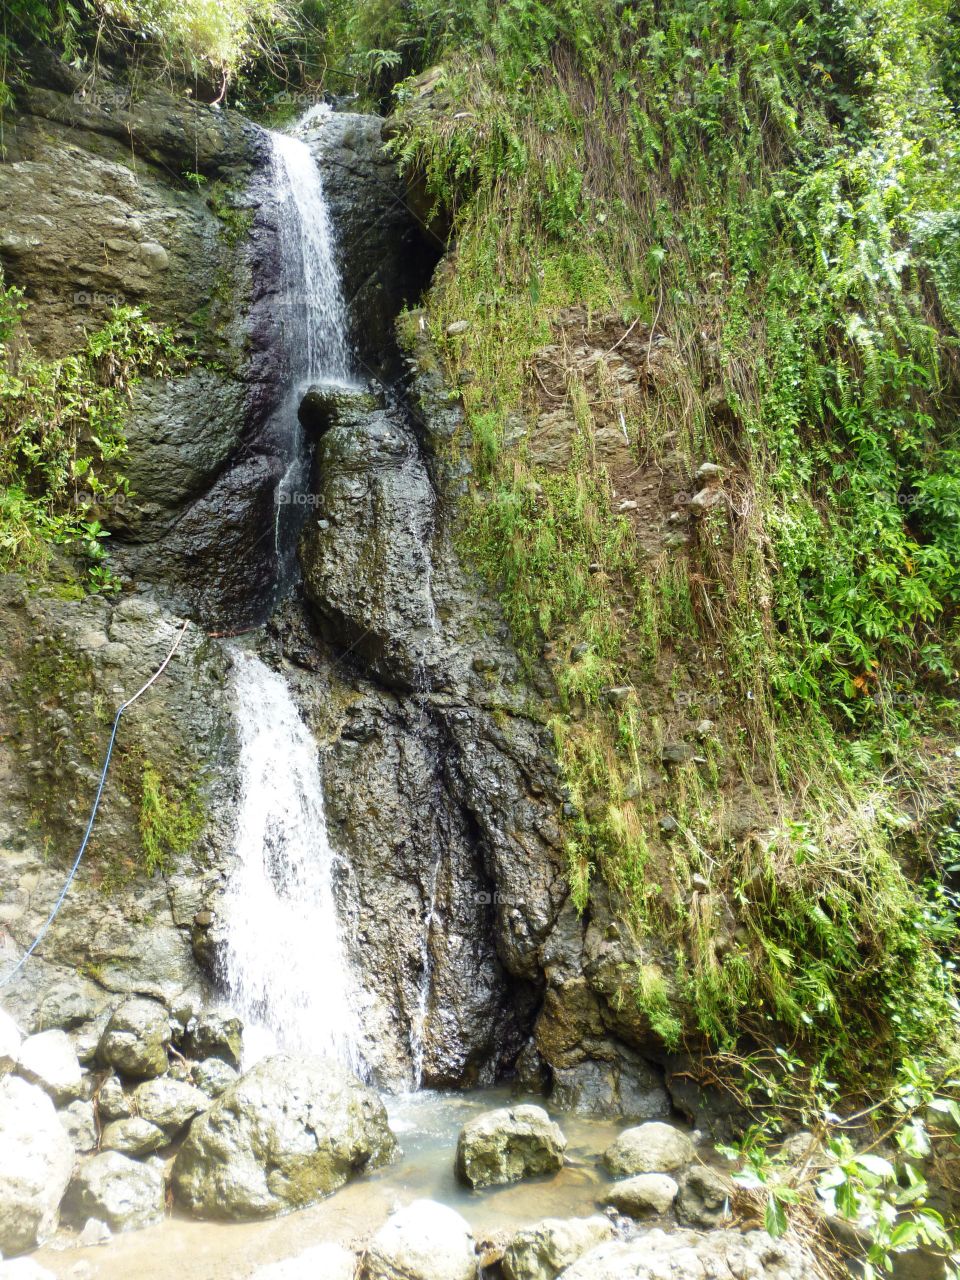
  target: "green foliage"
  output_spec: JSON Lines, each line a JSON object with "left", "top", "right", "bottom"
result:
{"left": 139, "top": 763, "right": 205, "bottom": 875}
{"left": 0, "top": 286, "right": 185, "bottom": 588}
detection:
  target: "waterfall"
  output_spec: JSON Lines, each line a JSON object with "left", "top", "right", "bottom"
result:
{"left": 271, "top": 124, "right": 353, "bottom": 386}
{"left": 221, "top": 650, "right": 361, "bottom": 1073}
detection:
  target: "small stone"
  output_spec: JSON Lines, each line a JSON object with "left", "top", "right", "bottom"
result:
{"left": 64, "top": 1151, "right": 165, "bottom": 1233}
{"left": 96, "top": 1075, "right": 132, "bottom": 1122}
{"left": 77, "top": 1217, "right": 112, "bottom": 1247}
{"left": 98, "top": 998, "right": 171, "bottom": 1080}
{"left": 58, "top": 1099, "right": 97, "bottom": 1152}
{"left": 601, "top": 1172, "right": 678, "bottom": 1217}
{"left": 17, "top": 1029, "right": 83, "bottom": 1105}
{"left": 361, "top": 1199, "right": 475, "bottom": 1280}
{"left": 603, "top": 1122, "right": 695, "bottom": 1176}
{"left": 192, "top": 1057, "right": 238, "bottom": 1098}
{"left": 659, "top": 814, "right": 678, "bottom": 834}
{"left": 617, "top": 499, "right": 638, "bottom": 512}
{"left": 456, "top": 1104, "right": 567, "bottom": 1190}
{"left": 695, "top": 462, "right": 723, "bottom": 481}
{"left": 100, "top": 1116, "right": 166, "bottom": 1157}
{"left": 445, "top": 320, "right": 470, "bottom": 337}
{"left": 602, "top": 686, "right": 633, "bottom": 705}
{"left": 133, "top": 1076, "right": 208, "bottom": 1138}
{"left": 675, "top": 1164, "right": 733, "bottom": 1227}
{"left": 661, "top": 742, "right": 694, "bottom": 766}
{"left": 688, "top": 486, "right": 724, "bottom": 514}
{"left": 690, "top": 873, "right": 710, "bottom": 892}
{"left": 502, "top": 1216, "right": 614, "bottom": 1280}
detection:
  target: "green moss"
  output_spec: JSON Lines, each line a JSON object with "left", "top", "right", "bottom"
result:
{"left": 139, "top": 763, "right": 206, "bottom": 876}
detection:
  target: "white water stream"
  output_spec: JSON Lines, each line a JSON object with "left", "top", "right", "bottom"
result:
{"left": 221, "top": 651, "right": 361, "bottom": 1072}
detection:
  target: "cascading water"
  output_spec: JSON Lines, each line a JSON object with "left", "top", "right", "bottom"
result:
{"left": 269, "top": 113, "right": 356, "bottom": 570}
{"left": 221, "top": 650, "right": 361, "bottom": 1072}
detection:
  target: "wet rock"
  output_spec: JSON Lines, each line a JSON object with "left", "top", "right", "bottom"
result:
{"left": 193, "top": 1057, "right": 238, "bottom": 1098}
{"left": 172, "top": 1055, "right": 397, "bottom": 1219}
{"left": 181, "top": 1011, "right": 242, "bottom": 1068}
{"left": 298, "top": 383, "right": 380, "bottom": 435}
{"left": 600, "top": 1172, "right": 678, "bottom": 1217}
{"left": 98, "top": 998, "right": 171, "bottom": 1079}
{"left": 95, "top": 1075, "right": 132, "bottom": 1122}
{"left": 0, "top": 1076, "right": 75, "bottom": 1254}
{"left": 602, "top": 1122, "right": 694, "bottom": 1176}
{"left": 63, "top": 1151, "right": 165, "bottom": 1233}
{"left": 361, "top": 1199, "right": 476, "bottom": 1280}
{"left": 0, "top": 1008, "right": 21, "bottom": 1076}
{"left": 58, "top": 1099, "right": 98, "bottom": 1153}
{"left": 16, "top": 1029, "right": 83, "bottom": 1104}
{"left": 455, "top": 1105, "right": 566, "bottom": 1190}
{"left": 251, "top": 1244, "right": 356, "bottom": 1280}
{"left": 558, "top": 1228, "right": 815, "bottom": 1279}
{"left": 133, "top": 1076, "right": 209, "bottom": 1138}
{"left": 675, "top": 1164, "right": 732, "bottom": 1227}
{"left": 502, "top": 1216, "right": 614, "bottom": 1280}
{"left": 100, "top": 1117, "right": 166, "bottom": 1157}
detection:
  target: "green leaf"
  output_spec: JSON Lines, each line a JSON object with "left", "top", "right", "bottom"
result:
{"left": 765, "top": 1192, "right": 788, "bottom": 1238}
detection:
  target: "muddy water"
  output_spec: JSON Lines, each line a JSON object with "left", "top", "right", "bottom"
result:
{"left": 35, "top": 1090, "right": 628, "bottom": 1280}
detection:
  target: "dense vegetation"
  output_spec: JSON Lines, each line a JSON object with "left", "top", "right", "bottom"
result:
{"left": 2, "top": 0, "right": 960, "bottom": 1263}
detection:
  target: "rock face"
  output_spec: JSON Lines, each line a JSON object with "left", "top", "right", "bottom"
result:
{"left": 502, "top": 1217, "right": 615, "bottom": 1280}
{"left": 63, "top": 1151, "right": 165, "bottom": 1233}
{"left": 0, "top": 1076, "right": 75, "bottom": 1255}
{"left": 602, "top": 1122, "right": 694, "bottom": 1176}
{"left": 172, "top": 1055, "right": 397, "bottom": 1219}
{"left": 361, "top": 1200, "right": 476, "bottom": 1280}
{"left": 556, "top": 1228, "right": 816, "bottom": 1280}
{"left": 600, "top": 1172, "right": 678, "bottom": 1217}
{"left": 455, "top": 1105, "right": 567, "bottom": 1189}
{"left": 98, "top": 998, "right": 171, "bottom": 1079}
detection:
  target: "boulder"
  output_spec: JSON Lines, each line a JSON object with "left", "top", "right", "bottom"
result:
{"left": 133, "top": 1076, "right": 209, "bottom": 1138}
{"left": 0, "top": 1261, "right": 58, "bottom": 1280}
{"left": 77, "top": 1216, "right": 112, "bottom": 1246}
{"left": 58, "top": 1099, "right": 98, "bottom": 1152}
{"left": 98, "top": 998, "right": 171, "bottom": 1079}
{"left": 602, "top": 1122, "right": 694, "bottom": 1177}
{"left": 181, "top": 1011, "right": 243, "bottom": 1068}
{"left": 361, "top": 1199, "right": 476, "bottom": 1280}
{"left": 502, "top": 1217, "right": 614, "bottom": 1280}
{"left": 193, "top": 1057, "right": 238, "bottom": 1097}
{"left": 556, "top": 1228, "right": 814, "bottom": 1279}
{"left": 96, "top": 1075, "right": 132, "bottom": 1121}
{"left": 298, "top": 383, "right": 380, "bottom": 435}
{"left": 16, "top": 1029, "right": 83, "bottom": 1104}
{"left": 455, "top": 1105, "right": 566, "bottom": 1190}
{"left": 251, "top": 1243, "right": 357, "bottom": 1280}
{"left": 63, "top": 1151, "right": 165, "bottom": 1233}
{"left": 33, "top": 981, "right": 98, "bottom": 1031}
{"left": 100, "top": 1116, "right": 166, "bottom": 1157}
{"left": 0, "top": 1008, "right": 22, "bottom": 1074}
{"left": 172, "top": 1055, "right": 397, "bottom": 1219}
{"left": 600, "top": 1172, "right": 678, "bottom": 1218}
{"left": 0, "top": 1075, "right": 75, "bottom": 1254}
{"left": 675, "top": 1164, "right": 732, "bottom": 1228}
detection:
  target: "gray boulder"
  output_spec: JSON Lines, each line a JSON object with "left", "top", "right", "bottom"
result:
{"left": 58, "top": 1099, "right": 98, "bottom": 1152}
{"left": 172, "top": 1054, "right": 397, "bottom": 1219}
{"left": 456, "top": 1105, "right": 566, "bottom": 1190}
{"left": 0, "top": 1075, "right": 75, "bottom": 1254}
{"left": 361, "top": 1199, "right": 476, "bottom": 1280}
{"left": 16, "top": 1029, "right": 83, "bottom": 1104}
{"left": 251, "top": 1244, "right": 357, "bottom": 1280}
{"left": 502, "top": 1217, "right": 614, "bottom": 1280}
{"left": 193, "top": 1057, "right": 238, "bottom": 1098}
{"left": 600, "top": 1172, "right": 678, "bottom": 1218}
{"left": 63, "top": 1151, "right": 165, "bottom": 1232}
{"left": 557, "top": 1228, "right": 814, "bottom": 1279}
{"left": 181, "top": 1011, "right": 242, "bottom": 1067}
{"left": 675, "top": 1164, "right": 732, "bottom": 1227}
{"left": 98, "top": 998, "right": 171, "bottom": 1079}
{"left": 133, "top": 1076, "right": 209, "bottom": 1138}
{"left": 602, "top": 1122, "right": 694, "bottom": 1177}
{"left": 100, "top": 1116, "right": 166, "bottom": 1157}
{"left": 96, "top": 1075, "right": 132, "bottom": 1122}
{"left": 0, "top": 1008, "right": 21, "bottom": 1076}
